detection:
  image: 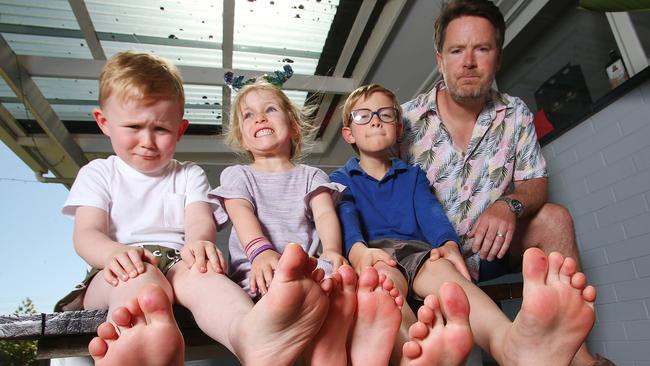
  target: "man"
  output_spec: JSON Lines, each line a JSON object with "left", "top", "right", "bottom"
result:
{"left": 399, "top": 1, "right": 614, "bottom": 365}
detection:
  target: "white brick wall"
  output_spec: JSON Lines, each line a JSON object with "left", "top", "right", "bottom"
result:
{"left": 543, "top": 78, "right": 650, "bottom": 364}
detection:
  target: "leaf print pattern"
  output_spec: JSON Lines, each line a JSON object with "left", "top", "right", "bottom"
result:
{"left": 413, "top": 116, "right": 431, "bottom": 144}
{"left": 416, "top": 148, "right": 436, "bottom": 172}
{"left": 489, "top": 166, "right": 508, "bottom": 189}
{"left": 435, "top": 154, "right": 459, "bottom": 184}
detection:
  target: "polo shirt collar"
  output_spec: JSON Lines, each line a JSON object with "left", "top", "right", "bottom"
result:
{"left": 344, "top": 157, "right": 408, "bottom": 178}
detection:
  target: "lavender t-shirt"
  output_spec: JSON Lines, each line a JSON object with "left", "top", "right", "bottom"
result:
{"left": 209, "top": 164, "right": 345, "bottom": 294}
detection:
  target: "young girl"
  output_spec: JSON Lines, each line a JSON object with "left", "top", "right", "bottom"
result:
{"left": 210, "top": 80, "right": 407, "bottom": 365}
{"left": 210, "top": 81, "right": 347, "bottom": 297}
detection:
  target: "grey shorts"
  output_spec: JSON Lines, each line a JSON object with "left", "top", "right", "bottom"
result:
{"left": 367, "top": 238, "right": 432, "bottom": 302}
{"left": 54, "top": 245, "right": 181, "bottom": 312}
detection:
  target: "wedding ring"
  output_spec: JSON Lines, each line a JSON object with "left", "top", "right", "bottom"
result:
{"left": 496, "top": 232, "right": 505, "bottom": 238}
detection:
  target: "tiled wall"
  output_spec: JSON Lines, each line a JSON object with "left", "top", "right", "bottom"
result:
{"left": 542, "top": 79, "right": 650, "bottom": 365}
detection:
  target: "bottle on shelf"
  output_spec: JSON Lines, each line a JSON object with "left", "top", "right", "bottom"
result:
{"left": 605, "top": 49, "right": 629, "bottom": 89}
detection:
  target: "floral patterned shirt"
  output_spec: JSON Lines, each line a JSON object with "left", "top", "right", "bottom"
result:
{"left": 399, "top": 81, "right": 547, "bottom": 280}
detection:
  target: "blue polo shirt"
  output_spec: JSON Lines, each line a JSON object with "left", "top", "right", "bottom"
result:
{"left": 330, "top": 158, "right": 461, "bottom": 255}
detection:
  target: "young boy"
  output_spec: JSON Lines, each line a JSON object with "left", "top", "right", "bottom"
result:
{"left": 332, "top": 84, "right": 599, "bottom": 365}
{"left": 57, "top": 51, "right": 337, "bottom": 366}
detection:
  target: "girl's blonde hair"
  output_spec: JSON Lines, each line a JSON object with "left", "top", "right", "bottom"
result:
{"left": 99, "top": 51, "right": 185, "bottom": 112}
{"left": 226, "top": 81, "right": 316, "bottom": 161}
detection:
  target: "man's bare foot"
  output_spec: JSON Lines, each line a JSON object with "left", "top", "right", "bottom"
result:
{"left": 307, "top": 264, "right": 358, "bottom": 366}
{"left": 88, "top": 284, "right": 184, "bottom": 366}
{"left": 499, "top": 248, "right": 596, "bottom": 366}
{"left": 233, "top": 243, "right": 332, "bottom": 366}
{"left": 402, "top": 282, "right": 473, "bottom": 366}
{"left": 350, "top": 266, "right": 404, "bottom": 366}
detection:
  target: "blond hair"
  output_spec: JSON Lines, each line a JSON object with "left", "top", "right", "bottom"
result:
{"left": 341, "top": 84, "right": 403, "bottom": 153}
{"left": 226, "top": 81, "right": 315, "bottom": 161}
{"left": 99, "top": 51, "right": 185, "bottom": 112}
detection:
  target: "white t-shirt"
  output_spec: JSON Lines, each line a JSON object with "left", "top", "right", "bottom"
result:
{"left": 63, "top": 155, "right": 212, "bottom": 251}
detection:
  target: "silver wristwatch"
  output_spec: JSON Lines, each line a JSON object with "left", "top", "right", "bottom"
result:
{"left": 496, "top": 197, "right": 524, "bottom": 218}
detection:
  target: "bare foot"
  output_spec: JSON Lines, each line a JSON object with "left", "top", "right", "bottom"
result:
{"left": 350, "top": 266, "right": 404, "bottom": 366}
{"left": 402, "top": 282, "right": 473, "bottom": 366}
{"left": 307, "top": 264, "right": 358, "bottom": 366}
{"left": 233, "top": 243, "right": 332, "bottom": 366}
{"left": 88, "top": 284, "right": 184, "bottom": 366}
{"left": 500, "top": 248, "right": 596, "bottom": 366}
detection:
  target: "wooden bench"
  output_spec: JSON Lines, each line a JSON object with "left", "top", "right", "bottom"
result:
{"left": 0, "top": 281, "right": 523, "bottom": 362}
{"left": 0, "top": 306, "right": 235, "bottom": 362}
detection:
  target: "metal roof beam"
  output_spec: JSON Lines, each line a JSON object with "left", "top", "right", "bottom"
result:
{"left": 68, "top": 0, "right": 106, "bottom": 60}
{"left": 0, "top": 35, "right": 88, "bottom": 172}
{"left": 18, "top": 55, "right": 355, "bottom": 94}
{"left": 221, "top": 0, "right": 234, "bottom": 127}
{"left": 0, "top": 102, "right": 48, "bottom": 174}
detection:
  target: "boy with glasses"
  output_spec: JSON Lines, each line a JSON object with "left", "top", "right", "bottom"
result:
{"left": 331, "top": 84, "right": 470, "bottom": 284}
{"left": 330, "top": 84, "right": 473, "bottom": 363}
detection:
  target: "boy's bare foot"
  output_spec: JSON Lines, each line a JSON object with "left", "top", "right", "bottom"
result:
{"left": 350, "top": 266, "right": 404, "bottom": 366}
{"left": 307, "top": 264, "right": 358, "bottom": 366}
{"left": 402, "top": 282, "right": 473, "bottom": 366}
{"left": 500, "top": 248, "right": 596, "bottom": 366}
{"left": 88, "top": 284, "right": 184, "bottom": 366}
{"left": 234, "top": 243, "right": 331, "bottom": 366}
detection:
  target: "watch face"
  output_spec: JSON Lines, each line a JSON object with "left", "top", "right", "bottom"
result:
{"left": 510, "top": 199, "right": 523, "bottom": 216}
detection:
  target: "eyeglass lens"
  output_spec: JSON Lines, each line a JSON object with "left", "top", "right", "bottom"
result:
{"left": 350, "top": 107, "right": 397, "bottom": 124}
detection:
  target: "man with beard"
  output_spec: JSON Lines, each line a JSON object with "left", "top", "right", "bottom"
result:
{"left": 399, "top": 1, "right": 614, "bottom": 364}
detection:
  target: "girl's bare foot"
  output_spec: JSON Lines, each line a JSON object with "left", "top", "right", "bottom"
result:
{"left": 233, "top": 243, "right": 332, "bottom": 366}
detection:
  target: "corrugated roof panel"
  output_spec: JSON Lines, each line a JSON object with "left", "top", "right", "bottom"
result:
{"left": 0, "top": 0, "right": 78, "bottom": 29}
{"left": 185, "top": 84, "right": 222, "bottom": 105}
{"left": 48, "top": 104, "right": 94, "bottom": 121}
{"left": 233, "top": 51, "right": 317, "bottom": 74}
{"left": 235, "top": 0, "right": 337, "bottom": 52}
{"left": 3, "top": 103, "right": 34, "bottom": 120}
{"left": 33, "top": 78, "right": 98, "bottom": 100}
{"left": 1, "top": 33, "right": 92, "bottom": 58}
{"left": 233, "top": 0, "right": 339, "bottom": 74}
{"left": 85, "top": 0, "right": 222, "bottom": 43}
{"left": 185, "top": 84, "right": 222, "bottom": 126}
{"left": 184, "top": 108, "right": 221, "bottom": 125}
{"left": 102, "top": 41, "right": 222, "bottom": 68}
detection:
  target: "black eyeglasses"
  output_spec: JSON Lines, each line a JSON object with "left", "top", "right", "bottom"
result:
{"left": 349, "top": 107, "right": 399, "bottom": 125}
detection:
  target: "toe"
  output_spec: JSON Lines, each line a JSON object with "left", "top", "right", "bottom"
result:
{"left": 88, "top": 336, "right": 109, "bottom": 360}
{"left": 439, "top": 282, "right": 470, "bottom": 325}
{"left": 408, "top": 321, "right": 430, "bottom": 341}
{"left": 522, "top": 247, "right": 549, "bottom": 285}
{"left": 403, "top": 340, "right": 424, "bottom": 359}
{"left": 417, "top": 301, "right": 436, "bottom": 325}
{"left": 110, "top": 306, "right": 135, "bottom": 328}
{"left": 358, "top": 267, "right": 380, "bottom": 291}
{"left": 559, "top": 257, "right": 577, "bottom": 284}
{"left": 546, "top": 252, "right": 564, "bottom": 283}
{"left": 338, "top": 265, "right": 358, "bottom": 290}
{"left": 138, "top": 284, "right": 176, "bottom": 325}
{"left": 275, "top": 243, "right": 310, "bottom": 282}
